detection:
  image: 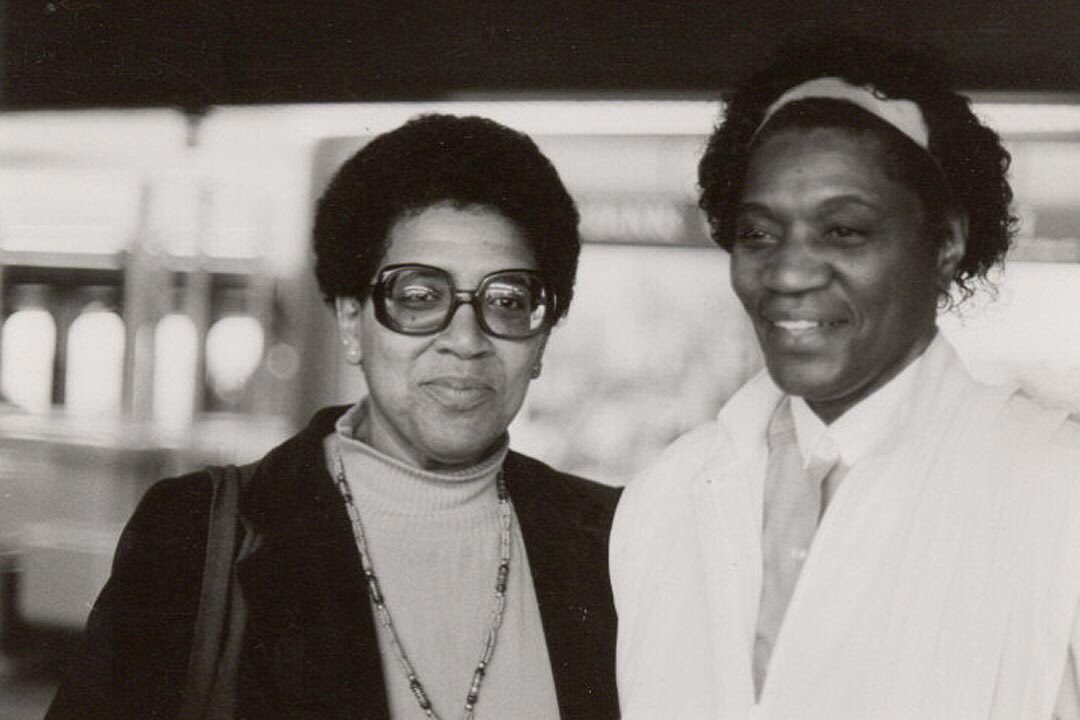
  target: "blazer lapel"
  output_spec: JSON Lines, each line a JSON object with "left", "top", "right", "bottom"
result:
{"left": 504, "top": 452, "right": 620, "bottom": 720}
{"left": 234, "top": 407, "right": 390, "bottom": 720}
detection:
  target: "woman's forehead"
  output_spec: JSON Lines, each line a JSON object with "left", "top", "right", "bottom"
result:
{"left": 743, "top": 127, "right": 901, "bottom": 199}
{"left": 381, "top": 204, "right": 538, "bottom": 281}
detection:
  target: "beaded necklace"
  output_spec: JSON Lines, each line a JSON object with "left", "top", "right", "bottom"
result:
{"left": 331, "top": 446, "right": 512, "bottom": 720}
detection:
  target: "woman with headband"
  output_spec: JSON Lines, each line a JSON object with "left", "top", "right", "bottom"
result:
{"left": 611, "top": 36, "right": 1080, "bottom": 719}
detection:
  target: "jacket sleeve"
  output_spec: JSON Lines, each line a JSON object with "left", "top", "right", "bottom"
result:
{"left": 45, "top": 472, "right": 213, "bottom": 720}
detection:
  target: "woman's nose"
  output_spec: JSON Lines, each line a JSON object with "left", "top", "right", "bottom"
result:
{"left": 435, "top": 303, "right": 494, "bottom": 357}
{"left": 761, "top": 234, "right": 831, "bottom": 294}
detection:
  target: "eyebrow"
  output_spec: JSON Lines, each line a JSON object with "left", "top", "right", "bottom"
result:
{"left": 816, "top": 194, "right": 883, "bottom": 214}
{"left": 734, "top": 201, "right": 778, "bottom": 220}
{"left": 736, "top": 194, "right": 884, "bottom": 216}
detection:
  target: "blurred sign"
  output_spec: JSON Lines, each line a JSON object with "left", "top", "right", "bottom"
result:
{"left": 578, "top": 196, "right": 712, "bottom": 246}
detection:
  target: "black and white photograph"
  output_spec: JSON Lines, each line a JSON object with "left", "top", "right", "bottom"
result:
{"left": 2, "top": 2, "right": 1079, "bottom": 718}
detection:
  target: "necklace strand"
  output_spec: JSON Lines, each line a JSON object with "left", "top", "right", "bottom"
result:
{"left": 332, "top": 447, "right": 512, "bottom": 720}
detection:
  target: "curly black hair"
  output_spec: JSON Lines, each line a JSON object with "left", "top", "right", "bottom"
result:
{"left": 698, "top": 33, "right": 1017, "bottom": 304}
{"left": 313, "top": 114, "right": 581, "bottom": 320}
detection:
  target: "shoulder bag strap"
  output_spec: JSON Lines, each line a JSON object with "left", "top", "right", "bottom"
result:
{"left": 177, "top": 462, "right": 256, "bottom": 720}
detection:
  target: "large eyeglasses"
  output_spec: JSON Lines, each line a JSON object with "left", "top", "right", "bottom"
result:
{"left": 371, "top": 264, "right": 555, "bottom": 339}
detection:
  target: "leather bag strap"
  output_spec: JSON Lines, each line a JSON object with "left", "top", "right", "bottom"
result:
{"left": 177, "top": 462, "right": 255, "bottom": 720}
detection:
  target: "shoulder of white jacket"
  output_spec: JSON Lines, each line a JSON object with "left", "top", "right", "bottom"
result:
{"left": 620, "top": 420, "right": 723, "bottom": 506}
{"left": 611, "top": 420, "right": 723, "bottom": 590}
{"left": 958, "top": 388, "right": 1080, "bottom": 491}
{"left": 1000, "top": 387, "right": 1080, "bottom": 453}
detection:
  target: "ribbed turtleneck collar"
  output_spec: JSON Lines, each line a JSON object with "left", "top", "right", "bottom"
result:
{"left": 326, "top": 400, "right": 509, "bottom": 518}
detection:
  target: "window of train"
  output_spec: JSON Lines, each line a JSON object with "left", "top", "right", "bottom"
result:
{"left": 65, "top": 306, "right": 125, "bottom": 417}
{"left": 204, "top": 314, "right": 265, "bottom": 410}
{"left": 0, "top": 306, "right": 56, "bottom": 413}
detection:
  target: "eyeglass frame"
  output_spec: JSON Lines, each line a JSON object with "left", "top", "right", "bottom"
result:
{"left": 369, "top": 263, "right": 557, "bottom": 339}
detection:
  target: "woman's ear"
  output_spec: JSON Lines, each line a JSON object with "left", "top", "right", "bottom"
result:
{"left": 936, "top": 210, "right": 968, "bottom": 289}
{"left": 335, "top": 296, "right": 365, "bottom": 366}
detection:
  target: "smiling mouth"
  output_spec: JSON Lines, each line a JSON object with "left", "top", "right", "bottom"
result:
{"left": 770, "top": 319, "right": 846, "bottom": 334}
{"left": 422, "top": 379, "right": 494, "bottom": 410}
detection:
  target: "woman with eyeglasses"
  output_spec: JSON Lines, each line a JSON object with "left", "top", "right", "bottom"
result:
{"left": 47, "top": 114, "right": 620, "bottom": 720}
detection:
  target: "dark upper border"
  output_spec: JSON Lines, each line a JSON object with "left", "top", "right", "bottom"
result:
{"left": 3, "top": 1, "right": 1080, "bottom": 111}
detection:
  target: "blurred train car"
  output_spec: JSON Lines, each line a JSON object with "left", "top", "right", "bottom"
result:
{"left": 1, "top": 100, "right": 1079, "bottom": 664}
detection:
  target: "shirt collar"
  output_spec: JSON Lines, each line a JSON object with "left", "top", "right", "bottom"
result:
{"left": 789, "top": 333, "right": 942, "bottom": 469}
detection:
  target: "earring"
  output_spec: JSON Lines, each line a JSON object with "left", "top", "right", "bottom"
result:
{"left": 345, "top": 345, "right": 363, "bottom": 366}
{"left": 530, "top": 363, "right": 542, "bottom": 379}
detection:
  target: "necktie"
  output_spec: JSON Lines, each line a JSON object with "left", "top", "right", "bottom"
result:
{"left": 753, "top": 399, "right": 840, "bottom": 699}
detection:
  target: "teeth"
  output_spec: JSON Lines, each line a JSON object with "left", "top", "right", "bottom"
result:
{"left": 775, "top": 320, "right": 821, "bottom": 331}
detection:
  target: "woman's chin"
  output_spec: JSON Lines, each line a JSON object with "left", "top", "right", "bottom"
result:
{"left": 766, "top": 356, "right": 845, "bottom": 399}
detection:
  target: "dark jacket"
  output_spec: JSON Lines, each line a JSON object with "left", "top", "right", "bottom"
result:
{"left": 47, "top": 406, "right": 621, "bottom": 720}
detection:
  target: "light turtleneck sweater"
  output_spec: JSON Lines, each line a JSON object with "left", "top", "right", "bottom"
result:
{"left": 322, "top": 401, "right": 560, "bottom": 720}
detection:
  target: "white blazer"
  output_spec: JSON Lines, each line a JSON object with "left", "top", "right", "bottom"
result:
{"left": 611, "top": 338, "right": 1080, "bottom": 719}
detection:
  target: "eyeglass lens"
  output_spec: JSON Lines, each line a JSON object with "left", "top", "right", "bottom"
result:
{"left": 379, "top": 266, "right": 550, "bottom": 338}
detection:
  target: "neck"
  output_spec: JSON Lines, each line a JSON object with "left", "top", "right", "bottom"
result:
{"left": 361, "top": 403, "right": 503, "bottom": 472}
{"left": 340, "top": 399, "right": 509, "bottom": 476}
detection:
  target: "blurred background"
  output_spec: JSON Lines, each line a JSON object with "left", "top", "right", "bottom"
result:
{"left": 2, "top": 1, "right": 1079, "bottom": 716}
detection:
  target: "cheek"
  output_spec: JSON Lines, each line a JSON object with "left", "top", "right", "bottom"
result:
{"left": 497, "top": 344, "right": 543, "bottom": 397}
{"left": 504, "top": 346, "right": 540, "bottom": 384}
{"left": 729, "top": 254, "right": 759, "bottom": 306}
{"left": 361, "top": 356, "right": 408, "bottom": 411}
{"left": 359, "top": 333, "right": 425, "bottom": 396}
{"left": 845, "top": 256, "right": 938, "bottom": 342}
{"left": 879, "top": 245, "right": 941, "bottom": 306}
